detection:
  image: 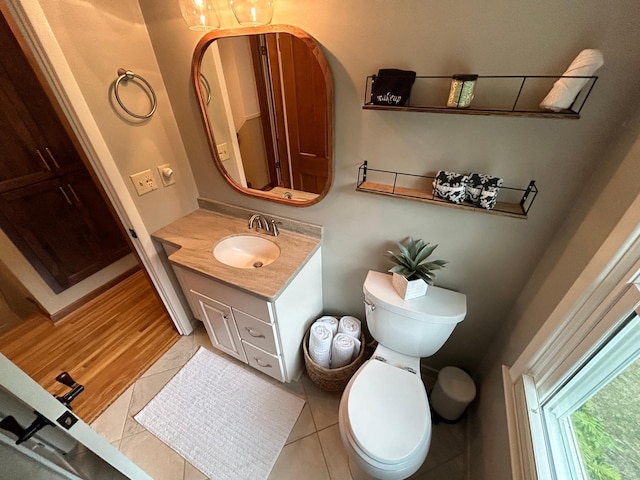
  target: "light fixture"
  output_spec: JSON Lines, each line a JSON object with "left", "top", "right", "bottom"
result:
{"left": 229, "top": 0, "right": 274, "bottom": 26}
{"left": 179, "top": 0, "right": 220, "bottom": 30}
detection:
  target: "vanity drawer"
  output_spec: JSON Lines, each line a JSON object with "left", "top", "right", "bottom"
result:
{"left": 242, "top": 341, "right": 285, "bottom": 383}
{"left": 234, "top": 309, "right": 279, "bottom": 356}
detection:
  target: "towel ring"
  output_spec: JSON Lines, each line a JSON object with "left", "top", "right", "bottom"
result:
{"left": 114, "top": 68, "right": 157, "bottom": 119}
{"left": 199, "top": 73, "right": 211, "bottom": 105}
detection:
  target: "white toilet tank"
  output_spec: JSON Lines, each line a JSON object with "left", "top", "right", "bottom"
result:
{"left": 363, "top": 271, "right": 466, "bottom": 357}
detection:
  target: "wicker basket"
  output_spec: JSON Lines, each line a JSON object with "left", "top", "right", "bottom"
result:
{"left": 303, "top": 329, "right": 366, "bottom": 392}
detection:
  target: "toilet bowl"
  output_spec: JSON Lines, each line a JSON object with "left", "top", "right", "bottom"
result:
{"left": 339, "top": 346, "right": 432, "bottom": 480}
{"left": 338, "top": 271, "right": 466, "bottom": 480}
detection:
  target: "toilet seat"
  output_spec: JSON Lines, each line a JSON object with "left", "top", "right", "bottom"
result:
{"left": 344, "top": 359, "right": 431, "bottom": 464}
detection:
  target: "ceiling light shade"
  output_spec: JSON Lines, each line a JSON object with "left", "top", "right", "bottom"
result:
{"left": 179, "top": 0, "right": 220, "bottom": 30}
{"left": 229, "top": 0, "right": 274, "bottom": 26}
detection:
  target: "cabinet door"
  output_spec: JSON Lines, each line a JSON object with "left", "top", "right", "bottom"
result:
{"left": 0, "top": 172, "right": 128, "bottom": 293}
{"left": 0, "top": 75, "right": 55, "bottom": 192}
{"left": 191, "top": 290, "right": 248, "bottom": 363}
{"left": 0, "top": 178, "right": 102, "bottom": 292}
{"left": 0, "top": 13, "right": 83, "bottom": 192}
{"left": 62, "top": 169, "right": 129, "bottom": 263}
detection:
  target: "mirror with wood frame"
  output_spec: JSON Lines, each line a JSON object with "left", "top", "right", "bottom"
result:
{"left": 192, "top": 25, "right": 333, "bottom": 206}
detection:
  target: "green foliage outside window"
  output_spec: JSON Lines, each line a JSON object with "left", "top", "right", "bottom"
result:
{"left": 571, "top": 400, "right": 621, "bottom": 480}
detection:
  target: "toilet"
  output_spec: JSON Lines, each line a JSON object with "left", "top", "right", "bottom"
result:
{"left": 339, "top": 270, "right": 467, "bottom": 480}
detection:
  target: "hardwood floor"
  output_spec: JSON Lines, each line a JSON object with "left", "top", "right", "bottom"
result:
{"left": 0, "top": 269, "right": 180, "bottom": 423}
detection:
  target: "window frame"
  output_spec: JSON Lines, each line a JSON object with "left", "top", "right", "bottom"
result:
{"left": 542, "top": 313, "right": 640, "bottom": 479}
{"left": 503, "top": 198, "right": 640, "bottom": 480}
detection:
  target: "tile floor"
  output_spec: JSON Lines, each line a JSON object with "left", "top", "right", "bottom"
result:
{"left": 77, "top": 323, "right": 468, "bottom": 480}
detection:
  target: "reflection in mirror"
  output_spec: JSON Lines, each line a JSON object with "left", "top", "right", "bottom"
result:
{"left": 193, "top": 26, "right": 333, "bottom": 206}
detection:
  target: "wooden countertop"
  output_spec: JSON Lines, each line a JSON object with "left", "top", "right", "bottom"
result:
{"left": 151, "top": 209, "right": 321, "bottom": 301}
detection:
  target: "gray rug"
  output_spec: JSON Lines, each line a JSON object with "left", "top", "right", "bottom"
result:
{"left": 135, "top": 347, "right": 304, "bottom": 480}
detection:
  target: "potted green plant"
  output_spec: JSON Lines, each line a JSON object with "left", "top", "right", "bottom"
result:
{"left": 388, "top": 237, "right": 447, "bottom": 300}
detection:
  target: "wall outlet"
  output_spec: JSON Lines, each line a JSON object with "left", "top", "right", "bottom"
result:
{"left": 129, "top": 169, "right": 157, "bottom": 196}
{"left": 217, "top": 143, "right": 230, "bottom": 161}
{"left": 157, "top": 163, "right": 175, "bottom": 187}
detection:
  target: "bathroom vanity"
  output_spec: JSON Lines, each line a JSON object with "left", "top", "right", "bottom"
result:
{"left": 152, "top": 205, "right": 323, "bottom": 382}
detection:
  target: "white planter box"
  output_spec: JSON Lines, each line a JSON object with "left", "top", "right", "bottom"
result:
{"left": 392, "top": 273, "right": 428, "bottom": 300}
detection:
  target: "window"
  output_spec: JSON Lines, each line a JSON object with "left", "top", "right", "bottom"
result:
{"left": 542, "top": 313, "right": 640, "bottom": 479}
{"left": 502, "top": 199, "right": 640, "bottom": 480}
{"left": 505, "top": 285, "right": 640, "bottom": 480}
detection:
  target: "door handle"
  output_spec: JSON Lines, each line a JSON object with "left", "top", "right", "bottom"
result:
{"left": 0, "top": 413, "right": 53, "bottom": 445}
{"left": 56, "top": 372, "right": 84, "bottom": 410}
{"left": 35, "top": 149, "right": 51, "bottom": 171}
{"left": 58, "top": 186, "right": 73, "bottom": 205}
{"left": 45, "top": 148, "right": 60, "bottom": 168}
{"left": 67, "top": 184, "right": 81, "bottom": 203}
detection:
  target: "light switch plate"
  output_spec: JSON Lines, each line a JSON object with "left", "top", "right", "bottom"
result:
{"left": 129, "top": 169, "right": 157, "bottom": 196}
{"left": 157, "top": 163, "right": 175, "bottom": 186}
{"left": 217, "top": 143, "right": 230, "bottom": 161}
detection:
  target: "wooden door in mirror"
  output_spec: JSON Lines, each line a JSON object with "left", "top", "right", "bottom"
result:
{"left": 192, "top": 25, "right": 333, "bottom": 206}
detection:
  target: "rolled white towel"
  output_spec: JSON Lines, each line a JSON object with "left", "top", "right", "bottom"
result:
{"left": 314, "top": 315, "right": 339, "bottom": 336}
{"left": 338, "top": 316, "right": 361, "bottom": 340}
{"left": 540, "top": 49, "right": 604, "bottom": 112}
{"left": 309, "top": 323, "right": 333, "bottom": 368}
{"left": 331, "top": 333, "right": 362, "bottom": 369}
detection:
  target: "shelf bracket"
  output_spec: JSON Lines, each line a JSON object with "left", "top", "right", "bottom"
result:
{"left": 520, "top": 180, "right": 538, "bottom": 214}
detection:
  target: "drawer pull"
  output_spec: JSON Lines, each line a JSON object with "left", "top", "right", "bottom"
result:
{"left": 45, "top": 148, "right": 61, "bottom": 169}
{"left": 36, "top": 149, "right": 51, "bottom": 171}
{"left": 244, "top": 327, "right": 265, "bottom": 338}
{"left": 254, "top": 357, "right": 272, "bottom": 368}
{"left": 67, "top": 184, "right": 81, "bottom": 203}
{"left": 58, "top": 187, "right": 73, "bottom": 205}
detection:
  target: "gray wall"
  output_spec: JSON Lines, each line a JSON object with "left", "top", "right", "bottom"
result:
{"left": 140, "top": 0, "right": 640, "bottom": 371}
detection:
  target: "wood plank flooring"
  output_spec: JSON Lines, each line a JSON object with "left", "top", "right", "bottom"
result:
{"left": 0, "top": 269, "right": 180, "bottom": 423}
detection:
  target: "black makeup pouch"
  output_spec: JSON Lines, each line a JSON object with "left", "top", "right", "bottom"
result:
{"left": 371, "top": 69, "right": 416, "bottom": 106}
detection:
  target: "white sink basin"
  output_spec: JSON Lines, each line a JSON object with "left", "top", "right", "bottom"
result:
{"left": 213, "top": 235, "right": 280, "bottom": 269}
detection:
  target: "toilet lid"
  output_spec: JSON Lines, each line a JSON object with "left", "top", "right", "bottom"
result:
{"left": 346, "top": 360, "right": 430, "bottom": 464}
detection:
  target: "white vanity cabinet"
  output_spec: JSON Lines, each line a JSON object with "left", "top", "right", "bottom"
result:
{"left": 171, "top": 249, "right": 322, "bottom": 383}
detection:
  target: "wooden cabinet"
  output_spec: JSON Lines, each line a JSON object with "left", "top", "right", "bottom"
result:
{"left": 172, "top": 249, "right": 322, "bottom": 382}
{"left": 0, "top": 12, "right": 129, "bottom": 293}
{"left": 0, "top": 15, "right": 84, "bottom": 193}
{"left": 0, "top": 170, "right": 129, "bottom": 292}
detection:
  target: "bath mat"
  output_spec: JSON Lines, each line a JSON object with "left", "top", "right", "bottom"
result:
{"left": 134, "top": 346, "right": 305, "bottom": 480}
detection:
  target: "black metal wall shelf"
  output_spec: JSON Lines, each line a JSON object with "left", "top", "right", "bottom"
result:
{"left": 356, "top": 162, "right": 538, "bottom": 219}
{"left": 363, "top": 74, "right": 598, "bottom": 119}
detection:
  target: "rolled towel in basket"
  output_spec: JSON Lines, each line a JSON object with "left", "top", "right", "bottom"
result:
{"left": 331, "top": 333, "right": 362, "bottom": 369}
{"left": 540, "top": 49, "right": 604, "bottom": 112}
{"left": 338, "top": 316, "right": 361, "bottom": 340}
{"left": 315, "top": 315, "right": 339, "bottom": 336}
{"left": 309, "top": 323, "right": 333, "bottom": 368}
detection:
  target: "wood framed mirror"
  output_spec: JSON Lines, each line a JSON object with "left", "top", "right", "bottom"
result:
{"left": 192, "top": 25, "right": 333, "bottom": 206}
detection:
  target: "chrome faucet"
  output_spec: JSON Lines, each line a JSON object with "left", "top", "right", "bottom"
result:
{"left": 270, "top": 219, "right": 281, "bottom": 236}
{"left": 248, "top": 213, "right": 270, "bottom": 233}
{"left": 248, "top": 214, "right": 281, "bottom": 237}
